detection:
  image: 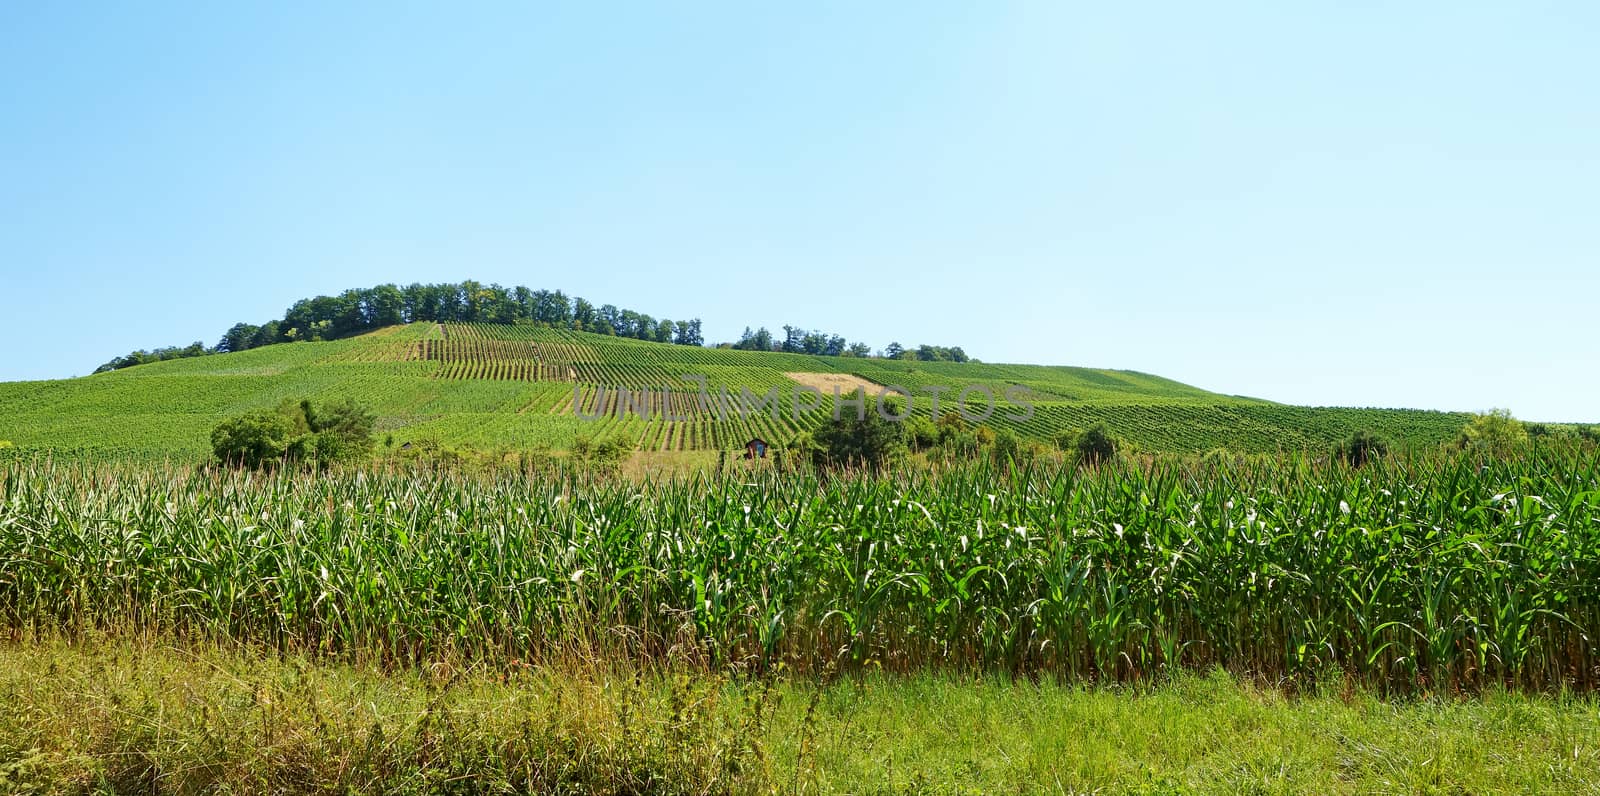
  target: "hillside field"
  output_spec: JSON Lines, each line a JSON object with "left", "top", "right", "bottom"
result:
{"left": 0, "top": 322, "right": 1470, "bottom": 460}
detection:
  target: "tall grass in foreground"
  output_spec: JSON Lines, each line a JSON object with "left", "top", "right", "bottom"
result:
{"left": 6, "top": 640, "right": 1598, "bottom": 795}
{"left": 0, "top": 448, "right": 1596, "bottom": 691}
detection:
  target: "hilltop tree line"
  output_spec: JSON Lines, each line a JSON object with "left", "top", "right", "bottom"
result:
{"left": 94, "top": 280, "right": 971, "bottom": 373}
{"left": 254, "top": 282, "right": 707, "bottom": 348}
{"left": 96, "top": 281, "right": 707, "bottom": 373}
{"left": 725, "top": 327, "right": 969, "bottom": 362}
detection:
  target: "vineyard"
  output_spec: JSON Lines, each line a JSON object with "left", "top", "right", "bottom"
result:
{"left": 0, "top": 321, "right": 1484, "bottom": 459}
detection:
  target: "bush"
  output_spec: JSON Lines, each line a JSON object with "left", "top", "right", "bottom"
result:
{"left": 211, "top": 411, "right": 298, "bottom": 469}
{"left": 1339, "top": 430, "right": 1387, "bottom": 468}
{"left": 788, "top": 430, "right": 820, "bottom": 456}
{"left": 1458, "top": 408, "right": 1528, "bottom": 458}
{"left": 972, "top": 426, "right": 996, "bottom": 449}
{"left": 212, "top": 398, "right": 376, "bottom": 470}
{"left": 991, "top": 428, "right": 1024, "bottom": 463}
{"left": 304, "top": 399, "right": 377, "bottom": 463}
{"left": 571, "top": 433, "right": 631, "bottom": 471}
{"left": 811, "top": 397, "right": 907, "bottom": 470}
{"left": 935, "top": 413, "right": 971, "bottom": 446}
{"left": 1073, "top": 425, "right": 1117, "bottom": 466}
{"left": 1052, "top": 429, "right": 1078, "bottom": 452}
{"left": 904, "top": 416, "right": 938, "bottom": 452}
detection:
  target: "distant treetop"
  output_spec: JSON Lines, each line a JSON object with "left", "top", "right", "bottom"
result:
{"left": 95, "top": 280, "right": 967, "bottom": 373}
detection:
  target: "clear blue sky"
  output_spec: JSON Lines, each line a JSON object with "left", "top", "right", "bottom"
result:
{"left": 2, "top": 2, "right": 1595, "bottom": 420}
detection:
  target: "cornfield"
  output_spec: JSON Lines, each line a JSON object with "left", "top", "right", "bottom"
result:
{"left": 1, "top": 446, "right": 1596, "bottom": 691}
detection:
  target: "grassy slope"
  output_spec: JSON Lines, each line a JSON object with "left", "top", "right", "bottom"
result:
{"left": 2, "top": 640, "right": 1595, "bottom": 795}
{"left": 0, "top": 322, "right": 1470, "bottom": 458}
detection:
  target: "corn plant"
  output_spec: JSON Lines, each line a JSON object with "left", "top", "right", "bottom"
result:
{"left": 0, "top": 445, "right": 1595, "bottom": 691}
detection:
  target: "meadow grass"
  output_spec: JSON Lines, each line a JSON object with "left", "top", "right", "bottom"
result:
{"left": 0, "top": 638, "right": 1595, "bottom": 794}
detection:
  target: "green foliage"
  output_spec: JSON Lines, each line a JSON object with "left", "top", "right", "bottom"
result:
{"left": 218, "top": 322, "right": 261, "bottom": 353}
{"left": 570, "top": 432, "right": 632, "bottom": 470}
{"left": 1339, "top": 430, "right": 1388, "bottom": 468}
{"left": 307, "top": 398, "right": 377, "bottom": 461}
{"left": 912, "top": 344, "right": 969, "bottom": 363}
{"left": 4, "top": 320, "right": 1490, "bottom": 461}
{"left": 211, "top": 398, "right": 375, "bottom": 470}
{"left": 810, "top": 396, "right": 907, "bottom": 470}
{"left": 787, "top": 429, "right": 821, "bottom": 460}
{"left": 731, "top": 324, "right": 860, "bottom": 356}
{"left": 973, "top": 425, "right": 996, "bottom": 447}
{"left": 6, "top": 642, "right": 1599, "bottom": 794}
{"left": 912, "top": 414, "right": 1057, "bottom": 464}
{"left": 935, "top": 412, "right": 971, "bottom": 445}
{"left": 210, "top": 410, "right": 297, "bottom": 469}
{"left": 903, "top": 415, "right": 938, "bottom": 451}
{"left": 99, "top": 280, "right": 709, "bottom": 372}
{"left": 2, "top": 447, "right": 1599, "bottom": 692}
{"left": 1460, "top": 408, "right": 1529, "bottom": 458}
{"left": 95, "top": 341, "right": 212, "bottom": 373}
{"left": 991, "top": 428, "right": 1024, "bottom": 463}
{"left": 1072, "top": 424, "right": 1117, "bottom": 465}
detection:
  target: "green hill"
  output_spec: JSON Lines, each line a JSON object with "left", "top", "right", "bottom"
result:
{"left": 0, "top": 322, "right": 1471, "bottom": 460}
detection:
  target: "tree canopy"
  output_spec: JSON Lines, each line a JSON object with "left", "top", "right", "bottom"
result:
{"left": 1338, "top": 430, "right": 1388, "bottom": 468}
{"left": 97, "top": 281, "right": 707, "bottom": 372}
{"left": 98, "top": 280, "right": 971, "bottom": 374}
{"left": 1458, "top": 408, "right": 1528, "bottom": 458}
{"left": 212, "top": 398, "right": 376, "bottom": 470}
{"left": 727, "top": 326, "right": 967, "bottom": 363}
{"left": 804, "top": 394, "right": 908, "bottom": 470}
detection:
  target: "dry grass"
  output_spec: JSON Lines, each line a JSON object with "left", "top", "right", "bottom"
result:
{"left": 2, "top": 639, "right": 1597, "bottom": 795}
{"left": 620, "top": 449, "right": 721, "bottom": 479}
{"left": 783, "top": 371, "right": 880, "bottom": 394}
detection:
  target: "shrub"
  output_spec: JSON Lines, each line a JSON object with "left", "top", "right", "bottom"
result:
{"left": 211, "top": 398, "right": 376, "bottom": 470}
{"left": 1339, "top": 430, "right": 1387, "bottom": 468}
{"left": 935, "top": 413, "right": 971, "bottom": 446}
{"left": 1073, "top": 425, "right": 1117, "bottom": 466}
{"left": 1053, "top": 429, "right": 1079, "bottom": 452}
{"left": 571, "top": 433, "right": 632, "bottom": 471}
{"left": 904, "top": 416, "right": 938, "bottom": 452}
{"left": 305, "top": 399, "right": 377, "bottom": 463}
{"left": 788, "top": 430, "right": 820, "bottom": 458}
{"left": 973, "top": 426, "right": 996, "bottom": 448}
{"left": 991, "top": 428, "right": 1024, "bottom": 463}
{"left": 211, "top": 411, "right": 297, "bottom": 469}
{"left": 811, "top": 396, "right": 907, "bottom": 470}
{"left": 1458, "top": 408, "right": 1528, "bottom": 458}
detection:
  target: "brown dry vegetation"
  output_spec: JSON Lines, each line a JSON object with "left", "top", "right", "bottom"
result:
{"left": 784, "top": 371, "right": 881, "bottom": 395}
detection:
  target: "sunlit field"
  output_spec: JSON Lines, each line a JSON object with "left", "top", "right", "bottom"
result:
{"left": 5, "top": 445, "right": 1596, "bottom": 692}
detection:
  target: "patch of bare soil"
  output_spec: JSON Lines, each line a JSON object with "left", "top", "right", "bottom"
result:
{"left": 784, "top": 372, "right": 882, "bottom": 394}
